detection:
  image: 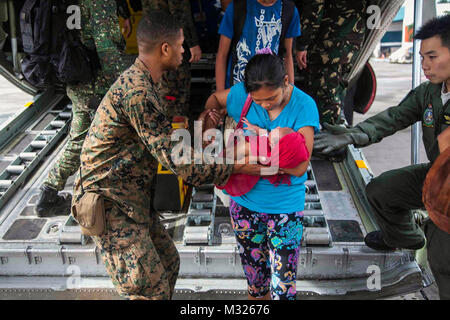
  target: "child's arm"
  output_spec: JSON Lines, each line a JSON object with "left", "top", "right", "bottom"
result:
{"left": 215, "top": 35, "right": 232, "bottom": 91}
{"left": 242, "top": 118, "right": 268, "bottom": 136}
{"left": 283, "top": 38, "right": 295, "bottom": 84}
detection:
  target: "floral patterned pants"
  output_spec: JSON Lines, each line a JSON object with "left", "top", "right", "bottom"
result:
{"left": 229, "top": 199, "right": 303, "bottom": 300}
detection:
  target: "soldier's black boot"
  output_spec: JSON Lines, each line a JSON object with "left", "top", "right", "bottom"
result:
{"left": 364, "top": 231, "right": 396, "bottom": 251}
{"left": 34, "top": 184, "right": 72, "bottom": 217}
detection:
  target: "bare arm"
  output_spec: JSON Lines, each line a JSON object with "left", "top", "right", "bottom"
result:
{"left": 205, "top": 89, "right": 230, "bottom": 112}
{"left": 201, "top": 89, "right": 231, "bottom": 133}
{"left": 279, "top": 126, "right": 314, "bottom": 177}
{"left": 283, "top": 38, "right": 295, "bottom": 84}
{"left": 216, "top": 35, "right": 232, "bottom": 91}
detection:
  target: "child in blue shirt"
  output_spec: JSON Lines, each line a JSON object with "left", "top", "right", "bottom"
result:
{"left": 215, "top": 0, "right": 301, "bottom": 90}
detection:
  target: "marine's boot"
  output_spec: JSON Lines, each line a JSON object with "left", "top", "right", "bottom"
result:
{"left": 34, "top": 184, "right": 72, "bottom": 217}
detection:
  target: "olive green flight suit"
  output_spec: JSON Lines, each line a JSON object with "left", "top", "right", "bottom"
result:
{"left": 354, "top": 81, "right": 450, "bottom": 298}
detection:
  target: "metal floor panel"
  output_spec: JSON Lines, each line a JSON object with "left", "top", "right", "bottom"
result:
{"left": 4, "top": 134, "right": 37, "bottom": 156}
{"left": 0, "top": 135, "right": 71, "bottom": 241}
{"left": 0, "top": 132, "right": 424, "bottom": 297}
{"left": 31, "top": 114, "right": 56, "bottom": 131}
{"left": 2, "top": 218, "right": 47, "bottom": 240}
{"left": 0, "top": 262, "right": 423, "bottom": 299}
{"left": 311, "top": 160, "right": 342, "bottom": 191}
{"left": 328, "top": 220, "right": 364, "bottom": 242}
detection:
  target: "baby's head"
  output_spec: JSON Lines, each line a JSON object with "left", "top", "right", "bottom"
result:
{"left": 269, "top": 127, "right": 295, "bottom": 147}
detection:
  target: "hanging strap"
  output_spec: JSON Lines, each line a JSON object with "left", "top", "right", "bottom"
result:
{"left": 223, "top": 94, "right": 252, "bottom": 152}
{"left": 79, "top": 166, "right": 85, "bottom": 195}
{"left": 235, "top": 94, "right": 253, "bottom": 130}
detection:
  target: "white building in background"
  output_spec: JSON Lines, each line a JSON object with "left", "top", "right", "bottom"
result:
{"left": 376, "top": 0, "right": 450, "bottom": 62}
{"left": 436, "top": 0, "right": 450, "bottom": 15}
{"left": 376, "top": 0, "right": 448, "bottom": 60}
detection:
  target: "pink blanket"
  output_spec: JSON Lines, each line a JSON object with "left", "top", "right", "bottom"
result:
{"left": 218, "top": 132, "right": 309, "bottom": 196}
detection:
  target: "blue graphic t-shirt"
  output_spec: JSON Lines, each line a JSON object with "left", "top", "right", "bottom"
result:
{"left": 226, "top": 82, "right": 320, "bottom": 213}
{"left": 219, "top": 0, "right": 301, "bottom": 88}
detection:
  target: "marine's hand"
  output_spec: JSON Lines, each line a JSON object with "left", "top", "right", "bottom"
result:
{"left": 199, "top": 109, "right": 222, "bottom": 128}
{"left": 199, "top": 109, "right": 223, "bottom": 147}
{"left": 232, "top": 162, "right": 265, "bottom": 176}
{"left": 122, "top": 18, "right": 132, "bottom": 38}
{"left": 189, "top": 45, "right": 202, "bottom": 63}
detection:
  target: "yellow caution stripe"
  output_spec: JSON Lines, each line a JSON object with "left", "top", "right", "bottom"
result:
{"left": 355, "top": 160, "right": 368, "bottom": 169}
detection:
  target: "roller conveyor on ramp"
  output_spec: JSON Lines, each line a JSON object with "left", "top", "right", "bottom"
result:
{"left": 0, "top": 91, "right": 428, "bottom": 299}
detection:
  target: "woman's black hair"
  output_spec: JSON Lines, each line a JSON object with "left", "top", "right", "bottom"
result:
{"left": 244, "top": 53, "right": 287, "bottom": 93}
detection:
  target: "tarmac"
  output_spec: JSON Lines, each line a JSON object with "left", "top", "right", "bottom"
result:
{"left": 0, "top": 59, "right": 441, "bottom": 300}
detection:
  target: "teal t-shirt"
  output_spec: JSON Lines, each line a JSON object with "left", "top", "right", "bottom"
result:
{"left": 226, "top": 82, "right": 319, "bottom": 213}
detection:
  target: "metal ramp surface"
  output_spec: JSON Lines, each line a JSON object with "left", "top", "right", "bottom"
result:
{"left": 0, "top": 91, "right": 424, "bottom": 299}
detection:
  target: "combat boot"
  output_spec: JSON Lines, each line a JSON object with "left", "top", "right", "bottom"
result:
{"left": 364, "top": 231, "right": 396, "bottom": 251}
{"left": 34, "top": 184, "right": 72, "bottom": 217}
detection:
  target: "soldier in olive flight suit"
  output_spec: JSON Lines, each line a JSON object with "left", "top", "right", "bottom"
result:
{"left": 35, "top": 0, "right": 128, "bottom": 217}
{"left": 314, "top": 15, "right": 450, "bottom": 299}
{"left": 72, "top": 10, "right": 259, "bottom": 300}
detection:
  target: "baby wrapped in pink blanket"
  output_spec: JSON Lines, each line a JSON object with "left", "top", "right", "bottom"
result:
{"left": 217, "top": 125, "right": 310, "bottom": 196}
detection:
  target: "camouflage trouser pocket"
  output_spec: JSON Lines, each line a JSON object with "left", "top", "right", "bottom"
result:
{"left": 105, "top": 239, "right": 172, "bottom": 300}
{"left": 93, "top": 204, "right": 177, "bottom": 300}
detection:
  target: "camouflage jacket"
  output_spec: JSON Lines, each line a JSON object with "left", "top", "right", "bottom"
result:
{"left": 141, "top": 0, "right": 199, "bottom": 48}
{"left": 294, "top": 0, "right": 367, "bottom": 51}
{"left": 73, "top": 58, "right": 233, "bottom": 223}
{"left": 77, "top": 0, "right": 128, "bottom": 96}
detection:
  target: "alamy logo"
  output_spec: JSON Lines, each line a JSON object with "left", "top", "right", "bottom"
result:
{"left": 366, "top": 5, "right": 381, "bottom": 30}
{"left": 366, "top": 265, "right": 381, "bottom": 291}
{"left": 66, "top": 265, "right": 81, "bottom": 289}
{"left": 66, "top": 5, "right": 81, "bottom": 30}
{"left": 170, "top": 121, "right": 280, "bottom": 175}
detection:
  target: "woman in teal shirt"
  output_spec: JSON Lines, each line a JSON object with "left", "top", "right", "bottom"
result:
{"left": 203, "top": 52, "right": 319, "bottom": 299}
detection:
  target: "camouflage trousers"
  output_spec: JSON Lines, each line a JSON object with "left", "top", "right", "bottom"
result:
{"left": 157, "top": 60, "right": 191, "bottom": 121}
{"left": 301, "top": 2, "right": 366, "bottom": 124}
{"left": 93, "top": 201, "right": 180, "bottom": 300}
{"left": 44, "top": 84, "right": 100, "bottom": 191}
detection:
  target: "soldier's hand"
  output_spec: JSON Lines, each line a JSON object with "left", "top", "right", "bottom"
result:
{"left": 199, "top": 109, "right": 223, "bottom": 147}
{"left": 199, "top": 109, "right": 223, "bottom": 129}
{"left": 314, "top": 123, "right": 369, "bottom": 154}
{"left": 122, "top": 18, "right": 132, "bottom": 38}
{"left": 296, "top": 50, "right": 307, "bottom": 70}
{"left": 189, "top": 45, "right": 202, "bottom": 63}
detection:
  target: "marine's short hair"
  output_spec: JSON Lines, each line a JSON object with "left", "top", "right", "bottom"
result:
{"left": 137, "top": 10, "right": 182, "bottom": 53}
{"left": 415, "top": 14, "right": 450, "bottom": 49}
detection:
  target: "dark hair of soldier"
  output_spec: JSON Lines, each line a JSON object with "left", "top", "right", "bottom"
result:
{"left": 136, "top": 10, "right": 183, "bottom": 53}
{"left": 415, "top": 14, "right": 450, "bottom": 49}
{"left": 244, "top": 53, "right": 287, "bottom": 93}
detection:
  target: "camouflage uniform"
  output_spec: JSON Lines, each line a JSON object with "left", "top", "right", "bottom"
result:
{"left": 44, "top": 0, "right": 128, "bottom": 191}
{"left": 72, "top": 58, "right": 233, "bottom": 299}
{"left": 295, "top": 0, "right": 367, "bottom": 124}
{"left": 141, "top": 0, "right": 199, "bottom": 120}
